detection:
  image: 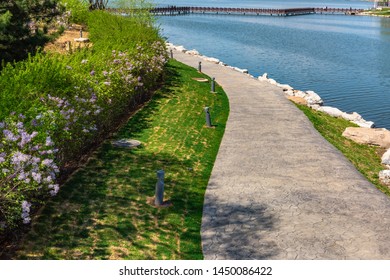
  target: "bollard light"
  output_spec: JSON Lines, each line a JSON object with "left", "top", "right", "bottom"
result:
{"left": 155, "top": 170, "right": 165, "bottom": 206}
{"left": 80, "top": 29, "right": 83, "bottom": 38}
{"left": 170, "top": 49, "right": 173, "bottom": 59}
{"left": 204, "top": 107, "right": 212, "bottom": 127}
{"left": 211, "top": 77, "right": 216, "bottom": 93}
{"left": 198, "top": 61, "right": 202, "bottom": 72}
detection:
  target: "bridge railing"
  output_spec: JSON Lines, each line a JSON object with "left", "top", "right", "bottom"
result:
{"left": 146, "top": 6, "right": 365, "bottom": 15}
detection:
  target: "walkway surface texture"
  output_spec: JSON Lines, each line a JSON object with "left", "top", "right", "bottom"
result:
{"left": 172, "top": 49, "right": 390, "bottom": 260}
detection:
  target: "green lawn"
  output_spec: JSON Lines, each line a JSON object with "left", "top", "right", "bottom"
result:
{"left": 366, "top": 8, "right": 390, "bottom": 16}
{"left": 9, "top": 59, "right": 229, "bottom": 260}
{"left": 296, "top": 104, "right": 390, "bottom": 196}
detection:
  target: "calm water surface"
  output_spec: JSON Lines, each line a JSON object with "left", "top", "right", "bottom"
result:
{"left": 155, "top": 0, "right": 390, "bottom": 128}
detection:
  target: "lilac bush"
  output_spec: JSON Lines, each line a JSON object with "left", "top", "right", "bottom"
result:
{"left": 0, "top": 114, "right": 59, "bottom": 229}
{"left": 0, "top": 40, "right": 168, "bottom": 232}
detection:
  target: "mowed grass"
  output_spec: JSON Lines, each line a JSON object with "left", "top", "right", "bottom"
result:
{"left": 11, "top": 60, "right": 229, "bottom": 260}
{"left": 296, "top": 104, "right": 390, "bottom": 196}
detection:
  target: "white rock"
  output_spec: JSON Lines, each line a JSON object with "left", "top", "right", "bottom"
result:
{"left": 278, "top": 84, "right": 294, "bottom": 91}
{"left": 341, "top": 112, "right": 363, "bottom": 122}
{"left": 352, "top": 120, "right": 375, "bottom": 128}
{"left": 219, "top": 62, "right": 227, "bottom": 66}
{"left": 186, "top": 49, "right": 200, "bottom": 56}
{"left": 305, "top": 90, "right": 323, "bottom": 105}
{"left": 262, "top": 73, "right": 268, "bottom": 79}
{"left": 285, "top": 89, "right": 295, "bottom": 96}
{"left": 175, "top": 45, "right": 187, "bottom": 53}
{"left": 317, "top": 106, "right": 344, "bottom": 118}
{"left": 381, "top": 149, "right": 390, "bottom": 165}
{"left": 268, "top": 78, "right": 278, "bottom": 85}
{"left": 204, "top": 57, "right": 220, "bottom": 64}
{"left": 294, "top": 90, "right": 307, "bottom": 98}
{"left": 309, "top": 104, "right": 322, "bottom": 110}
{"left": 233, "top": 67, "right": 248, "bottom": 74}
{"left": 379, "top": 170, "right": 390, "bottom": 185}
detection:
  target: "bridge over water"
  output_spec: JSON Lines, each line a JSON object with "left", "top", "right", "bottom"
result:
{"left": 149, "top": 6, "right": 363, "bottom": 16}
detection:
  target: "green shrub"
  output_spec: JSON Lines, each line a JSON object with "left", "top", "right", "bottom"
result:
{"left": 0, "top": 9, "right": 167, "bottom": 234}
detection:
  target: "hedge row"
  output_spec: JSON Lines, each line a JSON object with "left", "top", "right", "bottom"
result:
{"left": 0, "top": 10, "right": 167, "bottom": 233}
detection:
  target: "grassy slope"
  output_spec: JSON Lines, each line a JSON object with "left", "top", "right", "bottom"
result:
{"left": 11, "top": 60, "right": 229, "bottom": 260}
{"left": 296, "top": 104, "right": 390, "bottom": 196}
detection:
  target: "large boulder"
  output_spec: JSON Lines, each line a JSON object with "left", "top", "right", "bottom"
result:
{"left": 278, "top": 84, "right": 294, "bottom": 91}
{"left": 287, "top": 96, "right": 307, "bottom": 105}
{"left": 379, "top": 170, "right": 390, "bottom": 185}
{"left": 305, "top": 90, "right": 323, "bottom": 106}
{"left": 317, "top": 106, "right": 344, "bottom": 118}
{"left": 293, "top": 90, "right": 307, "bottom": 98}
{"left": 342, "top": 127, "right": 390, "bottom": 148}
{"left": 381, "top": 149, "right": 390, "bottom": 165}
{"left": 341, "top": 112, "right": 362, "bottom": 122}
{"left": 352, "top": 120, "right": 375, "bottom": 128}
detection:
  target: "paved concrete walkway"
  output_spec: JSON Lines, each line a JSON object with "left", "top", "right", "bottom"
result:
{"left": 172, "top": 50, "right": 390, "bottom": 260}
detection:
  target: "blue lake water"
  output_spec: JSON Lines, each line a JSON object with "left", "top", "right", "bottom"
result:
{"left": 154, "top": 0, "right": 390, "bottom": 129}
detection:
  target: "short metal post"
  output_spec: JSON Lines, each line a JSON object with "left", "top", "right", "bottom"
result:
{"left": 80, "top": 29, "right": 83, "bottom": 38}
{"left": 198, "top": 61, "right": 202, "bottom": 72}
{"left": 155, "top": 170, "right": 165, "bottom": 206}
{"left": 170, "top": 49, "right": 173, "bottom": 59}
{"left": 204, "top": 107, "right": 212, "bottom": 127}
{"left": 211, "top": 77, "right": 216, "bottom": 93}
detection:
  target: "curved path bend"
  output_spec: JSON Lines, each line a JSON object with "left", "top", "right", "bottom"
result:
{"left": 172, "top": 49, "right": 390, "bottom": 259}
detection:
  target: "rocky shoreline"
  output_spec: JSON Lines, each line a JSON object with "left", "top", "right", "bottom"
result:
{"left": 167, "top": 42, "right": 390, "bottom": 186}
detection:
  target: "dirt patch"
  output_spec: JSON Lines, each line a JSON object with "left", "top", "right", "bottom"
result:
{"left": 44, "top": 24, "right": 91, "bottom": 54}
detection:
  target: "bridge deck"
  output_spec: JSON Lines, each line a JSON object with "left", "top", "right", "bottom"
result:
{"left": 149, "top": 6, "right": 363, "bottom": 16}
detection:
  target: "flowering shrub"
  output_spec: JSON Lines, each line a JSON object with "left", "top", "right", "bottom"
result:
{"left": 0, "top": 114, "right": 59, "bottom": 229}
{"left": 0, "top": 10, "right": 168, "bottom": 233}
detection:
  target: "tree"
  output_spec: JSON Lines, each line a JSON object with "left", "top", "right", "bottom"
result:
{"left": 0, "top": 0, "right": 61, "bottom": 64}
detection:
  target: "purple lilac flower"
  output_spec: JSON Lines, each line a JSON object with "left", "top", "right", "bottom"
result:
{"left": 0, "top": 152, "right": 6, "bottom": 163}
{"left": 103, "top": 70, "right": 108, "bottom": 76}
{"left": 49, "top": 184, "right": 60, "bottom": 196}
{"left": 44, "top": 176, "right": 53, "bottom": 183}
{"left": 0, "top": 122, "right": 4, "bottom": 128}
{"left": 45, "top": 136, "right": 54, "bottom": 146}
{"left": 3, "top": 129, "right": 19, "bottom": 142}
{"left": 90, "top": 70, "right": 95, "bottom": 76}
{"left": 31, "top": 172, "right": 42, "bottom": 183}
{"left": 42, "top": 159, "right": 53, "bottom": 166}
{"left": 31, "top": 118, "right": 39, "bottom": 126}
{"left": 21, "top": 201, "right": 32, "bottom": 224}
{"left": 18, "top": 172, "right": 27, "bottom": 180}
{"left": 11, "top": 152, "right": 30, "bottom": 165}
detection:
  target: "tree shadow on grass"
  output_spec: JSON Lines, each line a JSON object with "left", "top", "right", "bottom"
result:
{"left": 11, "top": 141, "right": 205, "bottom": 259}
